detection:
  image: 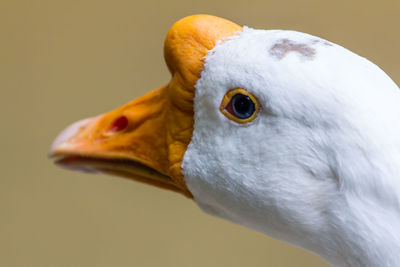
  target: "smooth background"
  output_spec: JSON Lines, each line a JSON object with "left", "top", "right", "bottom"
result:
{"left": 1, "top": 0, "right": 399, "bottom": 266}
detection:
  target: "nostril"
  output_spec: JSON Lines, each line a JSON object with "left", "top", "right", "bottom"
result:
{"left": 109, "top": 115, "right": 129, "bottom": 132}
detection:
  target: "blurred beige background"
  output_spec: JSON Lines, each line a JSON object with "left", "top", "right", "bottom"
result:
{"left": 1, "top": 0, "right": 399, "bottom": 266}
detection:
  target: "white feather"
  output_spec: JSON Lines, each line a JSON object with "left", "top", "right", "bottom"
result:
{"left": 182, "top": 27, "right": 400, "bottom": 266}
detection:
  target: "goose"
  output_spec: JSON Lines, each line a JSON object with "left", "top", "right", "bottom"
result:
{"left": 50, "top": 14, "right": 400, "bottom": 267}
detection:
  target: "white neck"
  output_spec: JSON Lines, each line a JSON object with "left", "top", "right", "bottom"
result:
{"left": 311, "top": 197, "right": 400, "bottom": 266}
{"left": 306, "top": 151, "right": 400, "bottom": 267}
{"left": 313, "top": 100, "right": 400, "bottom": 266}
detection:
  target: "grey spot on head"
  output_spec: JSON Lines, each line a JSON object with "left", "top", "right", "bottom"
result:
{"left": 269, "top": 39, "right": 316, "bottom": 60}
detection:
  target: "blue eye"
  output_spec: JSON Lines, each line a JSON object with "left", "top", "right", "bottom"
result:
{"left": 231, "top": 94, "right": 256, "bottom": 119}
{"left": 220, "top": 88, "right": 259, "bottom": 123}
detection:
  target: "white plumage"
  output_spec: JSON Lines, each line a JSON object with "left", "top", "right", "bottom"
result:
{"left": 183, "top": 27, "right": 400, "bottom": 266}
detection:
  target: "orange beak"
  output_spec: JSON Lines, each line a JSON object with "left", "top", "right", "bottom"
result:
{"left": 49, "top": 15, "right": 242, "bottom": 198}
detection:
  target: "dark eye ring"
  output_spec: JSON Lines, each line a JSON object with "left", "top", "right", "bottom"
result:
{"left": 220, "top": 88, "right": 259, "bottom": 123}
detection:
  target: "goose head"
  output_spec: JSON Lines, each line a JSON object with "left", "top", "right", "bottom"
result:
{"left": 50, "top": 15, "right": 400, "bottom": 266}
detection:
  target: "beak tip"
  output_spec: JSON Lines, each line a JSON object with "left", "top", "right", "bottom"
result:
{"left": 49, "top": 117, "right": 94, "bottom": 157}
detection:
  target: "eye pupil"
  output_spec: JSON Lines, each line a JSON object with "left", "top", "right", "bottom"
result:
{"left": 232, "top": 94, "right": 255, "bottom": 119}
